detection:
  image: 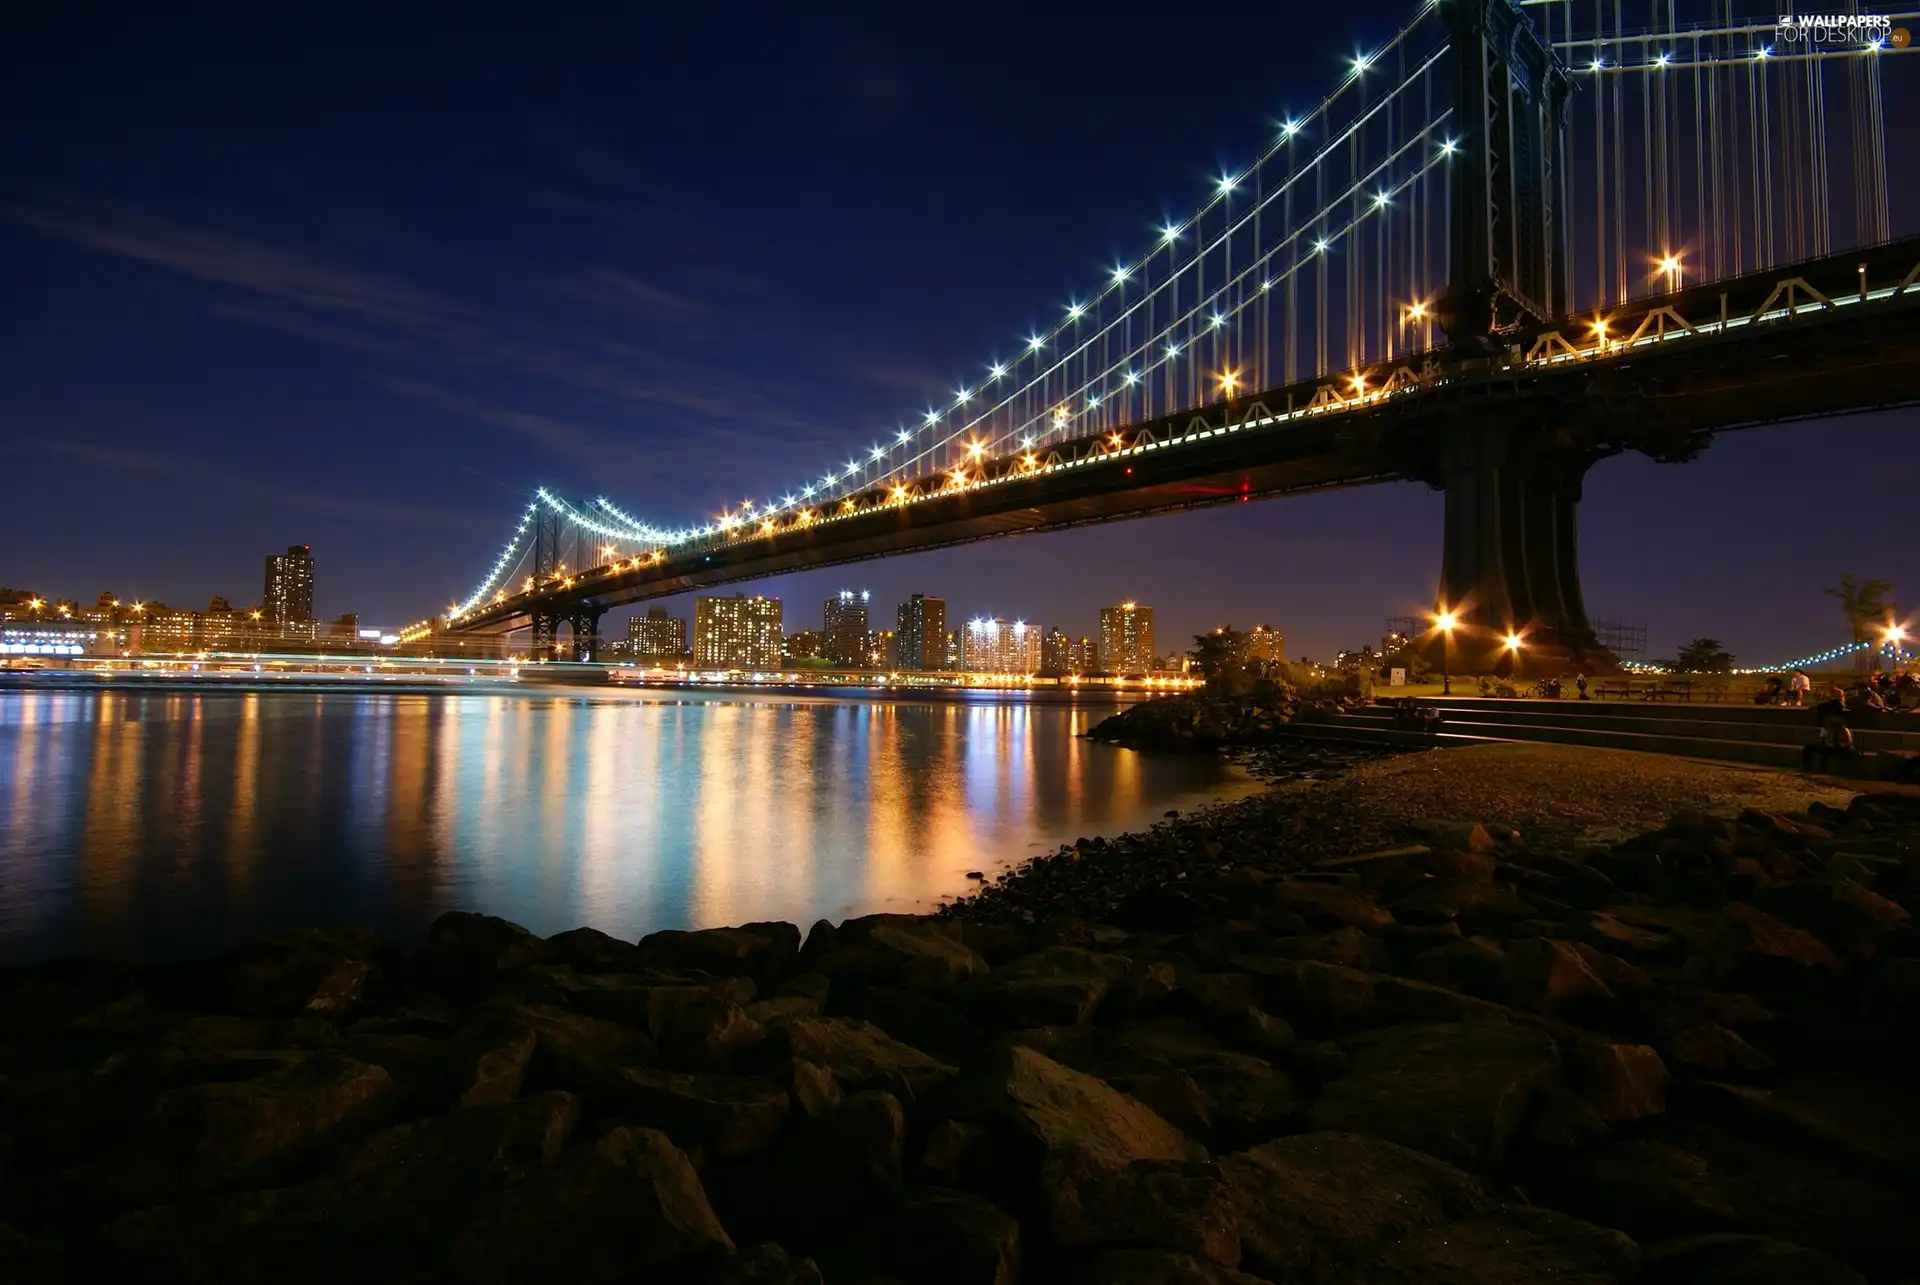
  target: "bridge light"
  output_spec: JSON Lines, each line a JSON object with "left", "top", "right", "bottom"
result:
{"left": 1067, "top": 302, "right": 1085, "bottom": 320}
{"left": 1440, "top": 137, "right": 1458, "bottom": 156}
{"left": 1166, "top": 342, "right": 1182, "bottom": 358}
{"left": 1654, "top": 51, "right": 1671, "bottom": 67}
{"left": 1435, "top": 610, "right": 1458, "bottom": 633}
{"left": 841, "top": 498, "right": 856, "bottom": 512}
{"left": 1162, "top": 224, "right": 1180, "bottom": 244}
{"left": 950, "top": 468, "right": 968, "bottom": 486}
{"left": 955, "top": 387, "right": 972, "bottom": 404}
{"left": 1590, "top": 317, "right": 1609, "bottom": 339}
{"left": 1086, "top": 394, "right": 1100, "bottom": 409}
{"left": 1350, "top": 373, "right": 1368, "bottom": 394}
{"left": 870, "top": 446, "right": 884, "bottom": 462}
{"left": 1373, "top": 190, "right": 1392, "bottom": 208}
{"left": 1756, "top": 45, "right": 1772, "bottom": 59}
{"left": 1313, "top": 238, "right": 1330, "bottom": 254}
{"left": 891, "top": 484, "right": 909, "bottom": 502}
{"left": 1503, "top": 632, "right": 1524, "bottom": 653}
{"left": 966, "top": 440, "right": 986, "bottom": 457}
{"left": 1112, "top": 266, "right": 1130, "bottom": 284}
{"left": 1218, "top": 369, "right": 1241, "bottom": 394}
{"left": 1351, "top": 52, "right": 1371, "bottom": 74}
{"left": 1022, "top": 453, "right": 1038, "bottom": 469}
{"left": 1109, "top": 433, "right": 1125, "bottom": 448}
{"left": 524, "top": 577, "right": 534, "bottom": 590}
{"left": 1261, "top": 278, "right": 1273, "bottom": 290}
{"left": 760, "top": 519, "right": 776, "bottom": 534}
{"left": 1405, "top": 299, "right": 1429, "bottom": 321}
{"left": 1123, "top": 370, "right": 1140, "bottom": 385}
{"left": 925, "top": 410, "right": 940, "bottom": 426}
{"left": 1656, "top": 253, "right": 1683, "bottom": 289}
{"left": 988, "top": 362, "right": 1006, "bottom": 380}
{"left": 1217, "top": 174, "right": 1236, "bottom": 194}
{"left": 1028, "top": 334, "right": 1046, "bottom": 351}
{"left": 1020, "top": 434, "right": 1035, "bottom": 447}
{"left": 1589, "top": 57, "right": 1605, "bottom": 71}
{"left": 1281, "top": 119, "right": 1300, "bottom": 138}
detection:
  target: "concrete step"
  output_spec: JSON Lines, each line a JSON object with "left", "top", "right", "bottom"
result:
{"left": 1347, "top": 702, "right": 1920, "bottom": 754}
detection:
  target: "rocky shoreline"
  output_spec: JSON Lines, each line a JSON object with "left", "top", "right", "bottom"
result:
{"left": 4, "top": 745, "right": 1919, "bottom": 1283}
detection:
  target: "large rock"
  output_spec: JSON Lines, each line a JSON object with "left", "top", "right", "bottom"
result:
{"left": 543, "top": 927, "right": 645, "bottom": 973}
{"left": 1220, "top": 1132, "right": 1495, "bottom": 1280}
{"left": 1392, "top": 880, "right": 1537, "bottom": 931}
{"left": 427, "top": 912, "right": 545, "bottom": 978}
{"left": 1409, "top": 937, "right": 1509, "bottom": 1001}
{"left": 939, "top": 1043, "right": 1206, "bottom": 1241}
{"left": 778, "top": 1018, "right": 956, "bottom": 1101}
{"left": 1050, "top": 1158, "right": 1240, "bottom": 1265}
{"left": 506, "top": 1003, "right": 655, "bottom": 1091}
{"left": 1306, "top": 1021, "right": 1560, "bottom": 1173}
{"left": 806, "top": 915, "right": 987, "bottom": 991}
{"left": 893, "top": 1187, "right": 1022, "bottom": 1285}
{"left": 709, "top": 1243, "right": 827, "bottom": 1284}
{"left": 1271, "top": 882, "right": 1396, "bottom": 931}
{"left": 1752, "top": 880, "right": 1909, "bottom": 965}
{"left": 156, "top": 1050, "right": 396, "bottom": 1185}
{"left": 450, "top": 1022, "right": 539, "bottom": 1108}
{"left": 1068, "top": 1250, "right": 1271, "bottom": 1285}
{"left": 1691, "top": 905, "right": 1846, "bottom": 990}
{"left": 1642, "top": 1234, "right": 1865, "bottom": 1285}
{"left": 639, "top": 922, "right": 802, "bottom": 981}
{"left": 956, "top": 946, "right": 1131, "bottom": 1027}
{"left": 1503, "top": 938, "right": 1614, "bottom": 1014}
{"left": 1571, "top": 1042, "right": 1667, "bottom": 1123}
{"left": 607, "top": 1067, "right": 790, "bottom": 1158}
{"left": 446, "top": 1126, "right": 733, "bottom": 1283}
{"left": 1354, "top": 1204, "right": 1640, "bottom": 1283}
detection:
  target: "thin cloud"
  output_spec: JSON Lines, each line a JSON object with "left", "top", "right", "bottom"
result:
{"left": 18, "top": 438, "right": 487, "bottom": 534}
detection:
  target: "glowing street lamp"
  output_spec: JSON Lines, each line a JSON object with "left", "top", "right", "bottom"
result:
{"left": 1657, "top": 253, "right": 1683, "bottom": 291}
{"left": 1217, "top": 369, "right": 1241, "bottom": 396}
{"left": 1435, "top": 609, "right": 1459, "bottom": 696}
{"left": 1885, "top": 622, "right": 1909, "bottom": 658}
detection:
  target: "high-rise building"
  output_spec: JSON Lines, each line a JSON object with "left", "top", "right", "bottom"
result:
{"left": 264, "top": 545, "right": 314, "bottom": 625}
{"left": 1040, "top": 627, "right": 1072, "bottom": 675}
{"left": 868, "top": 629, "right": 895, "bottom": 668}
{"left": 823, "top": 590, "right": 870, "bottom": 666}
{"left": 894, "top": 594, "right": 947, "bottom": 670}
{"left": 1099, "top": 602, "right": 1156, "bottom": 674}
{"left": 964, "top": 618, "right": 1041, "bottom": 674}
{"left": 628, "top": 607, "right": 688, "bottom": 660}
{"left": 784, "top": 630, "right": 824, "bottom": 661}
{"left": 1069, "top": 636, "right": 1099, "bottom": 674}
{"left": 1246, "top": 625, "right": 1285, "bottom": 667}
{"left": 944, "top": 631, "right": 962, "bottom": 668}
{"left": 693, "top": 594, "right": 782, "bottom": 669}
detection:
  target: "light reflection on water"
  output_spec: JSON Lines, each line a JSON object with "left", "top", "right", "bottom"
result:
{"left": 0, "top": 686, "right": 1254, "bottom": 963}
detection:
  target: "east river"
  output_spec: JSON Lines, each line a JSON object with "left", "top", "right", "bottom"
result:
{"left": 0, "top": 682, "right": 1255, "bottom": 964}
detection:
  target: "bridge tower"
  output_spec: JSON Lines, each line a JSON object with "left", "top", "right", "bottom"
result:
{"left": 1434, "top": 0, "right": 1603, "bottom": 671}
{"left": 528, "top": 506, "right": 562, "bottom": 660}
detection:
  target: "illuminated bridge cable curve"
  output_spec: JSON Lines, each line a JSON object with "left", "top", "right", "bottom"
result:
{"left": 425, "top": 0, "right": 1917, "bottom": 642}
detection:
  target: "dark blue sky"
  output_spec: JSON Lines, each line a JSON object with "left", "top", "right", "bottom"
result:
{"left": 3, "top": 2, "right": 1914, "bottom": 665}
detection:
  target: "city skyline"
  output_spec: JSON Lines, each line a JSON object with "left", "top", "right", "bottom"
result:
{"left": 4, "top": 4, "right": 1913, "bottom": 664}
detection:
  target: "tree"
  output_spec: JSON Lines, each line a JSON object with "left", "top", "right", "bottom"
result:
{"left": 1188, "top": 628, "right": 1251, "bottom": 697}
{"left": 1657, "top": 637, "right": 1735, "bottom": 674}
{"left": 1823, "top": 574, "right": 1898, "bottom": 668}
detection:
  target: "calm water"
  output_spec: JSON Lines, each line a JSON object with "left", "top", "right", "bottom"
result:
{"left": 0, "top": 683, "right": 1253, "bottom": 963}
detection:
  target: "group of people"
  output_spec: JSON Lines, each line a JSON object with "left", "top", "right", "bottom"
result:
{"left": 1387, "top": 697, "right": 1445, "bottom": 735}
{"left": 1797, "top": 669, "right": 1920, "bottom": 773}
{"left": 1762, "top": 668, "right": 1920, "bottom": 711}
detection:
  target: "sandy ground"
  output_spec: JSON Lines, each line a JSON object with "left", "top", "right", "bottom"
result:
{"left": 1283, "top": 741, "right": 1874, "bottom": 846}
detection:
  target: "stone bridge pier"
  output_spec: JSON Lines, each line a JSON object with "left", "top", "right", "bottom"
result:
{"left": 1433, "top": 420, "right": 1617, "bottom": 676}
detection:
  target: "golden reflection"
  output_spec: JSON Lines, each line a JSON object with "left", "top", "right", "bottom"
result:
{"left": 79, "top": 691, "right": 144, "bottom": 930}
{"left": 228, "top": 692, "right": 261, "bottom": 876}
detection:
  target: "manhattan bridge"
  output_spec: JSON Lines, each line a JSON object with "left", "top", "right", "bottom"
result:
{"left": 407, "top": 0, "right": 1920, "bottom": 670}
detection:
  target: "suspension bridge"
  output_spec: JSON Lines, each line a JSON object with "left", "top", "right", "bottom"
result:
{"left": 407, "top": 0, "right": 1920, "bottom": 669}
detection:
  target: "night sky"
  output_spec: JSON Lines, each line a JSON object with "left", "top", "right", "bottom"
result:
{"left": 4, "top": 2, "right": 1914, "bottom": 666}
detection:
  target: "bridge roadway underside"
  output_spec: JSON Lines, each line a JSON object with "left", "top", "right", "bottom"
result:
{"left": 455, "top": 241, "right": 1920, "bottom": 669}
